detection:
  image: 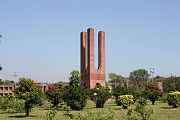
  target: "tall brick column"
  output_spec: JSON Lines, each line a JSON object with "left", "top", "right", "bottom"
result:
{"left": 80, "top": 32, "right": 87, "bottom": 82}
{"left": 80, "top": 28, "right": 106, "bottom": 89}
{"left": 98, "top": 31, "right": 105, "bottom": 74}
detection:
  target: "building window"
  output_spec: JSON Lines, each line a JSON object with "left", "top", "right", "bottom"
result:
{"left": 9, "top": 87, "right": 12, "bottom": 91}
{"left": 0, "top": 87, "right": 3, "bottom": 91}
{"left": 5, "top": 87, "right": 8, "bottom": 91}
{"left": 43, "top": 86, "right": 46, "bottom": 92}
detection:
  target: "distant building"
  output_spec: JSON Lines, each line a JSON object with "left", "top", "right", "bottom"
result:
{"left": 34, "top": 82, "right": 49, "bottom": 93}
{"left": 57, "top": 81, "right": 69, "bottom": 87}
{"left": 0, "top": 84, "right": 15, "bottom": 96}
{"left": 0, "top": 80, "right": 70, "bottom": 96}
{"left": 0, "top": 81, "right": 49, "bottom": 96}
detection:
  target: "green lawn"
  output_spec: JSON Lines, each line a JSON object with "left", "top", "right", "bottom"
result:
{"left": 0, "top": 100, "right": 180, "bottom": 120}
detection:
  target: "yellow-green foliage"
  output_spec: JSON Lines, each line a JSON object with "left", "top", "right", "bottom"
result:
{"left": 117, "top": 95, "right": 134, "bottom": 109}
{"left": 167, "top": 91, "right": 180, "bottom": 108}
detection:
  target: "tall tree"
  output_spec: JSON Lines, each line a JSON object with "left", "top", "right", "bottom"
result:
{"left": 109, "top": 73, "right": 126, "bottom": 89}
{"left": 129, "top": 69, "right": 150, "bottom": 90}
{"left": 69, "top": 70, "right": 80, "bottom": 87}
{"left": 64, "top": 70, "right": 87, "bottom": 110}
{"left": 16, "top": 78, "right": 43, "bottom": 117}
{"left": 46, "top": 83, "right": 64, "bottom": 107}
{"left": 163, "top": 76, "right": 180, "bottom": 92}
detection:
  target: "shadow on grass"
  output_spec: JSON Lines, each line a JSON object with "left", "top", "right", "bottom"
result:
{"left": 0, "top": 112, "right": 24, "bottom": 114}
{"left": 114, "top": 107, "right": 123, "bottom": 110}
{"left": 160, "top": 106, "right": 175, "bottom": 109}
{"left": 8, "top": 115, "right": 37, "bottom": 118}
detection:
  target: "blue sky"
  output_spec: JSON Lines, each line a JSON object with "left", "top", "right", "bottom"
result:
{"left": 0, "top": 0, "right": 180, "bottom": 82}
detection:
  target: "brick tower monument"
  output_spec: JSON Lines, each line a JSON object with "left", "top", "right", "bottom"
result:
{"left": 80, "top": 28, "right": 106, "bottom": 89}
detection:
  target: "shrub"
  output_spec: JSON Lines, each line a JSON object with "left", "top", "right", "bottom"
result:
{"left": 64, "top": 109, "right": 115, "bottom": 120}
{"left": 64, "top": 70, "right": 88, "bottom": 110}
{"left": 116, "top": 95, "right": 134, "bottom": 109}
{"left": 113, "top": 86, "right": 129, "bottom": 98}
{"left": 144, "top": 83, "right": 162, "bottom": 105}
{"left": 64, "top": 86, "right": 87, "bottom": 110}
{"left": 46, "top": 83, "right": 64, "bottom": 108}
{"left": 148, "top": 93, "right": 158, "bottom": 105}
{"left": 137, "top": 97, "right": 147, "bottom": 106}
{"left": 0, "top": 96, "right": 24, "bottom": 113}
{"left": 91, "top": 85, "right": 111, "bottom": 108}
{"left": 167, "top": 91, "right": 180, "bottom": 108}
{"left": 46, "top": 107, "right": 57, "bottom": 120}
{"left": 127, "top": 97, "right": 153, "bottom": 120}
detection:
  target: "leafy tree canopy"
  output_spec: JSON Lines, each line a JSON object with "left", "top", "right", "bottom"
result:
{"left": 129, "top": 69, "right": 150, "bottom": 90}
{"left": 16, "top": 78, "right": 43, "bottom": 117}
{"left": 46, "top": 83, "right": 64, "bottom": 107}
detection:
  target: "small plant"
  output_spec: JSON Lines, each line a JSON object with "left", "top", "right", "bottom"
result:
{"left": 63, "top": 105, "right": 74, "bottom": 120}
{"left": 127, "top": 97, "right": 153, "bottom": 120}
{"left": 167, "top": 91, "right": 180, "bottom": 108}
{"left": 116, "top": 95, "right": 134, "bottom": 109}
{"left": 137, "top": 97, "right": 147, "bottom": 106}
{"left": 46, "top": 107, "right": 57, "bottom": 120}
{"left": 64, "top": 109, "right": 115, "bottom": 120}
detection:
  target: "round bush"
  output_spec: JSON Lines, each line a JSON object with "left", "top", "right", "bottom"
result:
{"left": 167, "top": 91, "right": 180, "bottom": 108}
{"left": 116, "top": 95, "right": 134, "bottom": 109}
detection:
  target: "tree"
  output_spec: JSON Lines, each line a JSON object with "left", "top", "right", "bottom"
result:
{"left": 91, "top": 85, "right": 111, "bottom": 108}
{"left": 129, "top": 69, "right": 150, "bottom": 90}
{"left": 163, "top": 77, "right": 180, "bottom": 93}
{"left": 109, "top": 73, "right": 127, "bottom": 89}
{"left": 0, "top": 79, "right": 14, "bottom": 85}
{"left": 16, "top": 78, "right": 43, "bottom": 117}
{"left": 64, "top": 70, "right": 87, "bottom": 110}
{"left": 144, "top": 83, "right": 162, "bottom": 105}
{"left": 113, "top": 85, "right": 129, "bottom": 98}
{"left": 46, "top": 83, "right": 64, "bottom": 108}
{"left": 69, "top": 70, "right": 80, "bottom": 87}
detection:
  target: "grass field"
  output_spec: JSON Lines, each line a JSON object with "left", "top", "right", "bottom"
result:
{"left": 0, "top": 99, "right": 180, "bottom": 120}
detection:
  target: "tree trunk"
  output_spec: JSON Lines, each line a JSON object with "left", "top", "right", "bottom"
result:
{"left": 25, "top": 107, "right": 29, "bottom": 117}
{"left": 25, "top": 101, "right": 31, "bottom": 117}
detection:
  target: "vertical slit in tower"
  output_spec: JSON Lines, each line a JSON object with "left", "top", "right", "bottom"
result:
{"left": 80, "top": 32, "right": 87, "bottom": 81}
{"left": 87, "top": 28, "right": 95, "bottom": 74}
